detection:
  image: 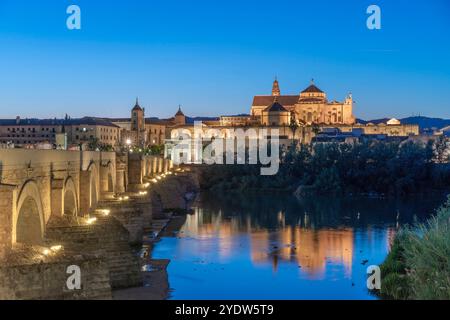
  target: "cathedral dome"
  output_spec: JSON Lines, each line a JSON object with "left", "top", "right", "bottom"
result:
{"left": 299, "top": 79, "right": 326, "bottom": 102}
{"left": 301, "top": 84, "right": 323, "bottom": 94}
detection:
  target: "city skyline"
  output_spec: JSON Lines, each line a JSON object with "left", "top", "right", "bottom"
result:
{"left": 1, "top": 0, "right": 450, "bottom": 120}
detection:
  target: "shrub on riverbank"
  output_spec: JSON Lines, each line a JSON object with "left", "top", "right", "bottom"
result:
{"left": 198, "top": 140, "right": 450, "bottom": 196}
{"left": 380, "top": 197, "right": 450, "bottom": 300}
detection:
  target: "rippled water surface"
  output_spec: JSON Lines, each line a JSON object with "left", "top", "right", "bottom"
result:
{"left": 152, "top": 193, "right": 445, "bottom": 300}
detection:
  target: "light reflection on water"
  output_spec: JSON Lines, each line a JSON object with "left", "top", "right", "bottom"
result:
{"left": 152, "top": 193, "right": 445, "bottom": 300}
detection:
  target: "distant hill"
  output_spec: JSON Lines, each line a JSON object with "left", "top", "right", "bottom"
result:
{"left": 358, "top": 116, "right": 450, "bottom": 131}
{"left": 186, "top": 116, "right": 220, "bottom": 124}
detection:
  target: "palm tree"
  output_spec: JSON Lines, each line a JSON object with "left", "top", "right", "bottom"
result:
{"left": 289, "top": 113, "right": 299, "bottom": 146}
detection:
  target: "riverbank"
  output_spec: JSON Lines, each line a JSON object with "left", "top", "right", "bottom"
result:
{"left": 380, "top": 196, "right": 450, "bottom": 300}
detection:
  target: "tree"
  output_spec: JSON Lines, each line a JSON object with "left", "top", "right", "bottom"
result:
{"left": 433, "top": 136, "right": 449, "bottom": 163}
{"left": 289, "top": 114, "right": 299, "bottom": 146}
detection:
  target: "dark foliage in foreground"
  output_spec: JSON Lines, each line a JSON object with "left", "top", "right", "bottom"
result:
{"left": 199, "top": 139, "right": 450, "bottom": 196}
{"left": 380, "top": 196, "right": 450, "bottom": 300}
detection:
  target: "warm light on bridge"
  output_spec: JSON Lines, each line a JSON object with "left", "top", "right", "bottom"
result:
{"left": 97, "top": 209, "right": 111, "bottom": 216}
{"left": 50, "top": 245, "right": 63, "bottom": 252}
{"left": 41, "top": 245, "right": 63, "bottom": 257}
{"left": 86, "top": 217, "right": 97, "bottom": 225}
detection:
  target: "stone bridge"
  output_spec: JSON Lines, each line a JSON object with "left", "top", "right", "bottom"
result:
{"left": 0, "top": 150, "right": 176, "bottom": 258}
{"left": 0, "top": 149, "right": 188, "bottom": 299}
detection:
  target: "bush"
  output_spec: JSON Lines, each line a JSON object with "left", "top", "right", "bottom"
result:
{"left": 401, "top": 198, "right": 450, "bottom": 299}
{"left": 380, "top": 196, "right": 450, "bottom": 300}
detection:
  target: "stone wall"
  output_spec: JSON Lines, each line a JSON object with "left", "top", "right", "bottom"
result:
{"left": 45, "top": 215, "right": 142, "bottom": 289}
{"left": 0, "top": 251, "right": 111, "bottom": 300}
{"left": 151, "top": 173, "right": 199, "bottom": 210}
{"left": 97, "top": 200, "right": 152, "bottom": 244}
{"left": 0, "top": 185, "right": 14, "bottom": 259}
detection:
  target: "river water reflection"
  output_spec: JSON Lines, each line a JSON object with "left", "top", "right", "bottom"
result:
{"left": 152, "top": 193, "right": 446, "bottom": 300}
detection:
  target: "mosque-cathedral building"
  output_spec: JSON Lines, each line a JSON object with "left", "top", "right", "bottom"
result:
{"left": 251, "top": 78, "right": 355, "bottom": 126}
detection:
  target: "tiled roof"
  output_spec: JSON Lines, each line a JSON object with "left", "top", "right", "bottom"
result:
{"left": 0, "top": 118, "right": 65, "bottom": 126}
{"left": 252, "top": 95, "right": 299, "bottom": 107}
{"left": 0, "top": 117, "right": 119, "bottom": 128}
{"left": 145, "top": 118, "right": 174, "bottom": 125}
{"left": 66, "top": 117, "right": 120, "bottom": 128}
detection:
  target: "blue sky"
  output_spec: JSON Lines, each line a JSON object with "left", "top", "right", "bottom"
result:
{"left": 0, "top": 0, "right": 449, "bottom": 120}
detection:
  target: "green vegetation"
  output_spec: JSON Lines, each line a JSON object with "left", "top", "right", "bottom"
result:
{"left": 87, "top": 137, "right": 114, "bottom": 151}
{"left": 127, "top": 144, "right": 164, "bottom": 155}
{"left": 199, "top": 139, "right": 450, "bottom": 196}
{"left": 380, "top": 196, "right": 450, "bottom": 300}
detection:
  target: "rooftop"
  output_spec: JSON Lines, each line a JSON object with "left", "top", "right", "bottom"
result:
{"left": 0, "top": 117, "right": 120, "bottom": 128}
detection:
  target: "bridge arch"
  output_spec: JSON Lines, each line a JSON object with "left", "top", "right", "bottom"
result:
{"left": 15, "top": 180, "right": 45, "bottom": 245}
{"left": 63, "top": 176, "right": 78, "bottom": 216}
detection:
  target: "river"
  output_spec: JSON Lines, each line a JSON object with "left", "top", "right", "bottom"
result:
{"left": 152, "top": 192, "right": 446, "bottom": 300}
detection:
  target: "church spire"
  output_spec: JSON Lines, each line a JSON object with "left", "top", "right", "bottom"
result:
{"left": 132, "top": 97, "right": 143, "bottom": 111}
{"left": 272, "top": 77, "right": 281, "bottom": 96}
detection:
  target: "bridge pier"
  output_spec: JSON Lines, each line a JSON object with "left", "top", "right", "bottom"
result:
{"left": 152, "top": 156, "right": 158, "bottom": 174}
{"left": 0, "top": 184, "right": 15, "bottom": 260}
{"left": 51, "top": 179, "right": 64, "bottom": 218}
{"left": 127, "top": 153, "right": 144, "bottom": 191}
{"left": 116, "top": 168, "right": 126, "bottom": 194}
{"left": 79, "top": 170, "right": 91, "bottom": 216}
{"left": 100, "top": 164, "right": 115, "bottom": 200}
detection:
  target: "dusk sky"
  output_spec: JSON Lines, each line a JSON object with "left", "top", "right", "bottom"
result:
{"left": 0, "top": 0, "right": 449, "bottom": 120}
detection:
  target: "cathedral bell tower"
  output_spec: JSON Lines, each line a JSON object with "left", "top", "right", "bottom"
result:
{"left": 272, "top": 77, "right": 281, "bottom": 96}
{"left": 174, "top": 105, "right": 186, "bottom": 125}
{"left": 131, "top": 98, "right": 145, "bottom": 132}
